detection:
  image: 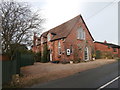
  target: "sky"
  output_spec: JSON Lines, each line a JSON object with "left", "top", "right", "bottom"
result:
{"left": 16, "top": 0, "right": 119, "bottom": 45}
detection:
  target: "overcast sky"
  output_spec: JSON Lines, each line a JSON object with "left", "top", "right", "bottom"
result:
{"left": 16, "top": 0, "right": 119, "bottom": 45}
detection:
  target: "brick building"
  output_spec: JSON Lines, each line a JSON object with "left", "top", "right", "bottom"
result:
{"left": 32, "top": 15, "right": 120, "bottom": 62}
{"left": 32, "top": 15, "right": 95, "bottom": 62}
{"left": 94, "top": 41, "right": 120, "bottom": 58}
{"left": 32, "top": 32, "right": 41, "bottom": 53}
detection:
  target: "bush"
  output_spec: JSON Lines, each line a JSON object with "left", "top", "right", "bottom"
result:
{"left": 34, "top": 52, "right": 41, "bottom": 62}
{"left": 95, "top": 50, "right": 101, "bottom": 59}
{"left": 101, "top": 51, "right": 113, "bottom": 59}
{"left": 41, "top": 44, "right": 49, "bottom": 63}
{"left": 74, "top": 58, "right": 81, "bottom": 63}
{"left": 61, "top": 61, "right": 69, "bottom": 64}
{"left": 113, "top": 54, "right": 119, "bottom": 59}
{"left": 51, "top": 61, "right": 60, "bottom": 64}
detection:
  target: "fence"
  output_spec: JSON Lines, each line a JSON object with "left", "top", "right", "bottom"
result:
{"left": 20, "top": 53, "right": 34, "bottom": 67}
{"left": 2, "top": 59, "right": 17, "bottom": 84}
{"left": 2, "top": 52, "right": 34, "bottom": 84}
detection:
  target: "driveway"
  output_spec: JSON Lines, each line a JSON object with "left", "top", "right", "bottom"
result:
{"left": 19, "top": 59, "right": 117, "bottom": 88}
{"left": 30, "top": 61, "right": 119, "bottom": 89}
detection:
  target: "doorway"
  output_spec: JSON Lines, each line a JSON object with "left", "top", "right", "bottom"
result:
{"left": 84, "top": 47, "right": 89, "bottom": 61}
{"left": 50, "top": 50, "right": 52, "bottom": 61}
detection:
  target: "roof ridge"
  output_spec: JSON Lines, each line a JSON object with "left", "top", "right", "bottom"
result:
{"left": 95, "top": 41, "right": 120, "bottom": 47}
{"left": 42, "top": 15, "right": 81, "bottom": 35}
{"left": 65, "top": 15, "right": 81, "bottom": 38}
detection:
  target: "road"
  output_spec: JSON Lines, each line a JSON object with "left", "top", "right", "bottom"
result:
{"left": 30, "top": 61, "right": 120, "bottom": 89}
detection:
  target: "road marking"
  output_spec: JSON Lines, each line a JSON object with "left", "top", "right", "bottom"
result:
{"left": 97, "top": 76, "right": 120, "bottom": 90}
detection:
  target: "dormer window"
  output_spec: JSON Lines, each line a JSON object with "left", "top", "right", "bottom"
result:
{"left": 77, "top": 27, "right": 85, "bottom": 40}
{"left": 47, "top": 33, "right": 51, "bottom": 41}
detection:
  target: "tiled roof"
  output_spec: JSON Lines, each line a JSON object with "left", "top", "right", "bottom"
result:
{"left": 95, "top": 41, "right": 120, "bottom": 48}
{"left": 41, "top": 32, "right": 48, "bottom": 38}
{"left": 41, "top": 15, "right": 94, "bottom": 41}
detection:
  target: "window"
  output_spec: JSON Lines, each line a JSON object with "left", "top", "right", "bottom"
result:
{"left": 113, "top": 48, "right": 117, "bottom": 52}
{"left": 58, "top": 41, "right": 61, "bottom": 55}
{"left": 84, "top": 47, "right": 89, "bottom": 61}
{"left": 47, "top": 33, "right": 51, "bottom": 41}
{"left": 38, "top": 39, "right": 40, "bottom": 41}
{"left": 108, "top": 46, "right": 110, "bottom": 49}
{"left": 37, "top": 39, "right": 40, "bottom": 45}
{"left": 77, "top": 27, "right": 85, "bottom": 40}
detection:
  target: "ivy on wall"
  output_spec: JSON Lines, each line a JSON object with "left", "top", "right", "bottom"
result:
{"left": 41, "top": 44, "right": 50, "bottom": 63}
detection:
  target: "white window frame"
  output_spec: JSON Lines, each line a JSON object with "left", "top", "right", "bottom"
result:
{"left": 84, "top": 47, "right": 89, "bottom": 61}
{"left": 58, "top": 41, "right": 61, "bottom": 55}
{"left": 77, "top": 27, "right": 85, "bottom": 40}
{"left": 47, "top": 33, "right": 51, "bottom": 41}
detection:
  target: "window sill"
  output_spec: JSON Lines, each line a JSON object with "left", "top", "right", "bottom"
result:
{"left": 77, "top": 39, "right": 85, "bottom": 41}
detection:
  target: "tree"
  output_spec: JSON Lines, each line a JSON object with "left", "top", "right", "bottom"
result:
{"left": 41, "top": 44, "right": 49, "bottom": 63}
{"left": 0, "top": 0, "right": 44, "bottom": 59}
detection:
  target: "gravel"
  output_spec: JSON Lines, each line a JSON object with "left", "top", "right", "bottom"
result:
{"left": 19, "top": 59, "right": 116, "bottom": 88}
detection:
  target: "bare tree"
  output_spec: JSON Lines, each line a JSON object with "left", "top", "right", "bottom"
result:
{"left": 0, "top": 0, "right": 44, "bottom": 59}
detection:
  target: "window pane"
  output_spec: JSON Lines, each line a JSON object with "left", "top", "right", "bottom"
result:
{"left": 77, "top": 27, "right": 85, "bottom": 40}
{"left": 58, "top": 41, "right": 61, "bottom": 55}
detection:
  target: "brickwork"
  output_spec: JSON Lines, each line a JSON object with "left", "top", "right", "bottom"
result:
{"left": 38, "top": 16, "right": 94, "bottom": 62}
{"left": 32, "top": 15, "right": 120, "bottom": 62}
{"left": 94, "top": 42, "right": 120, "bottom": 58}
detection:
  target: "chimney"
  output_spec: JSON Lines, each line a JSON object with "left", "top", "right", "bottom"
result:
{"left": 33, "top": 32, "right": 36, "bottom": 46}
{"left": 104, "top": 40, "right": 107, "bottom": 43}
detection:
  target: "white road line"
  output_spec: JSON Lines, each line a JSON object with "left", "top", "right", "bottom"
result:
{"left": 97, "top": 76, "right": 120, "bottom": 90}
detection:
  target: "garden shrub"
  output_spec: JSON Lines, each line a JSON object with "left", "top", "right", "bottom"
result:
{"left": 95, "top": 50, "right": 101, "bottom": 59}
{"left": 113, "top": 54, "right": 119, "bottom": 59}
{"left": 101, "top": 51, "right": 113, "bottom": 59}
{"left": 41, "top": 44, "right": 49, "bottom": 63}
{"left": 34, "top": 52, "right": 41, "bottom": 62}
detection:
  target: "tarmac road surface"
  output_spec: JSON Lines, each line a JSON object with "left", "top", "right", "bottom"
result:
{"left": 30, "top": 61, "right": 120, "bottom": 89}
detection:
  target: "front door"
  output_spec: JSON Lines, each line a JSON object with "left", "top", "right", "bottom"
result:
{"left": 84, "top": 47, "right": 89, "bottom": 61}
{"left": 50, "top": 50, "right": 52, "bottom": 61}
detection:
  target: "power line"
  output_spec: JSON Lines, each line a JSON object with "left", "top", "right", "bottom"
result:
{"left": 86, "top": 0, "right": 117, "bottom": 21}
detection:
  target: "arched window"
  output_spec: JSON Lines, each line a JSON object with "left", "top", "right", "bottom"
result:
{"left": 84, "top": 47, "right": 89, "bottom": 61}
{"left": 77, "top": 27, "right": 85, "bottom": 40}
{"left": 58, "top": 41, "right": 61, "bottom": 55}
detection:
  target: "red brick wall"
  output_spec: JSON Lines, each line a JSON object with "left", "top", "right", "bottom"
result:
{"left": 32, "top": 45, "right": 41, "bottom": 53}
{"left": 118, "top": 49, "right": 120, "bottom": 57}
{"left": 32, "top": 33, "right": 41, "bottom": 53}
{"left": 94, "top": 43, "right": 120, "bottom": 58}
{"left": 0, "top": 55, "right": 10, "bottom": 61}
{"left": 38, "top": 16, "right": 95, "bottom": 62}
{"left": 50, "top": 17, "right": 95, "bottom": 62}
{"left": 94, "top": 43, "right": 113, "bottom": 52}
{"left": 33, "top": 15, "right": 120, "bottom": 61}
